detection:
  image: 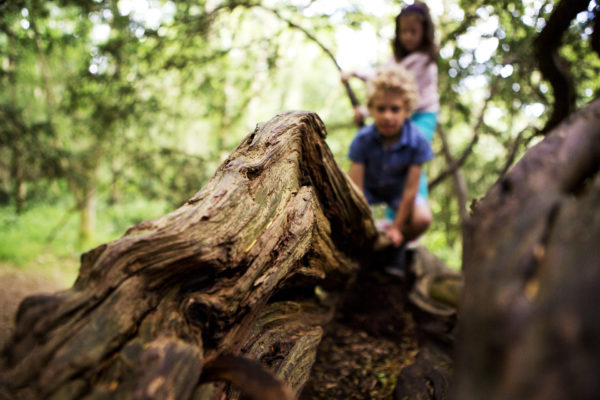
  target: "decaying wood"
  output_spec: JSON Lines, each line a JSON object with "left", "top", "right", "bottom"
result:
{"left": 0, "top": 111, "right": 378, "bottom": 400}
{"left": 457, "top": 98, "right": 600, "bottom": 399}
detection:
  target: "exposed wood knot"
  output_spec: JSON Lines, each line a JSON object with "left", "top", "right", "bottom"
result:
{"left": 184, "top": 298, "right": 225, "bottom": 349}
{"left": 500, "top": 177, "right": 513, "bottom": 193}
{"left": 242, "top": 165, "right": 262, "bottom": 180}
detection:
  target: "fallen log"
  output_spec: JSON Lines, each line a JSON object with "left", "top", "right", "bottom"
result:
{"left": 0, "top": 111, "right": 378, "bottom": 400}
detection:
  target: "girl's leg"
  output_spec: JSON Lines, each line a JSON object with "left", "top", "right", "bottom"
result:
{"left": 411, "top": 112, "right": 438, "bottom": 200}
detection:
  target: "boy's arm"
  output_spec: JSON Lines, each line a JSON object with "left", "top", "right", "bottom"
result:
{"left": 388, "top": 164, "right": 422, "bottom": 246}
{"left": 348, "top": 162, "right": 365, "bottom": 192}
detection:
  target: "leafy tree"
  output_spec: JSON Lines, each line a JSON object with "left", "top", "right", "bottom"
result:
{"left": 0, "top": 0, "right": 598, "bottom": 263}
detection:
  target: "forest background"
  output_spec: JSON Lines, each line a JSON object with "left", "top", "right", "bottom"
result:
{"left": 1, "top": 0, "right": 599, "bottom": 287}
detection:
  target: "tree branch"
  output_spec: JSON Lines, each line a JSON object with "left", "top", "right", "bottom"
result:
{"left": 436, "top": 125, "right": 469, "bottom": 229}
{"left": 592, "top": 2, "right": 600, "bottom": 57}
{"left": 533, "top": 0, "right": 590, "bottom": 133}
{"left": 429, "top": 83, "right": 497, "bottom": 191}
{"left": 498, "top": 126, "right": 537, "bottom": 179}
{"left": 255, "top": 6, "right": 361, "bottom": 109}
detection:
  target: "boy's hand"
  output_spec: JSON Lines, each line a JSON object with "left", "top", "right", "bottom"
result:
{"left": 385, "top": 226, "right": 404, "bottom": 247}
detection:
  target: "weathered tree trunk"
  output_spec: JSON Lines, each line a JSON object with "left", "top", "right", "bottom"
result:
{"left": 456, "top": 97, "right": 600, "bottom": 399}
{"left": 0, "top": 111, "right": 379, "bottom": 400}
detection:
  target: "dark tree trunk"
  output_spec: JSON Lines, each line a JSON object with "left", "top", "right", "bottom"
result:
{"left": 533, "top": 0, "right": 591, "bottom": 133}
{"left": 456, "top": 98, "right": 600, "bottom": 399}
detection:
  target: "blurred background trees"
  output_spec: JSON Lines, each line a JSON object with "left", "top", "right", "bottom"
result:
{"left": 1, "top": 0, "right": 598, "bottom": 284}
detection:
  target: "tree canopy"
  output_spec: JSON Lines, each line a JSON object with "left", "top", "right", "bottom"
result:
{"left": 1, "top": 0, "right": 599, "bottom": 265}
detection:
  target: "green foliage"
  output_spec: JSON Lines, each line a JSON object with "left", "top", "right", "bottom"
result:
{"left": 0, "top": 0, "right": 599, "bottom": 280}
{"left": 0, "top": 191, "right": 170, "bottom": 274}
{"left": 0, "top": 202, "right": 77, "bottom": 265}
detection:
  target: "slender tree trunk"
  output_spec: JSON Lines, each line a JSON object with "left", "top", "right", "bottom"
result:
{"left": 10, "top": 147, "right": 26, "bottom": 214}
{"left": 437, "top": 126, "right": 468, "bottom": 230}
{"left": 29, "top": 14, "right": 55, "bottom": 122}
{"left": 67, "top": 165, "right": 98, "bottom": 249}
{"left": 78, "top": 186, "right": 96, "bottom": 248}
{"left": 6, "top": 30, "right": 26, "bottom": 214}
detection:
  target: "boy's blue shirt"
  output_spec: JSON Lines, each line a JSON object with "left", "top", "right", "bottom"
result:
{"left": 348, "top": 120, "right": 433, "bottom": 208}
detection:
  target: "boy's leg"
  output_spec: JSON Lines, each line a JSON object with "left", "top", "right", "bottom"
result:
{"left": 403, "top": 196, "right": 432, "bottom": 241}
{"left": 385, "top": 196, "right": 432, "bottom": 242}
{"left": 381, "top": 197, "right": 431, "bottom": 277}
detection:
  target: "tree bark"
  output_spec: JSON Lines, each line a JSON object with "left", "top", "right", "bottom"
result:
{"left": 456, "top": 97, "right": 600, "bottom": 399}
{"left": 0, "top": 111, "right": 378, "bottom": 400}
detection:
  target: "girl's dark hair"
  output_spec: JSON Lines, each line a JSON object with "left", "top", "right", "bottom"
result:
{"left": 392, "top": 1, "right": 437, "bottom": 62}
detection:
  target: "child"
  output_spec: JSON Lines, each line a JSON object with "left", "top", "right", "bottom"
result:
{"left": 348, "top": 64, "right": 433, "bottom": 250}
{"left": 343, "top": 1, "right": 439, "bottom": 200}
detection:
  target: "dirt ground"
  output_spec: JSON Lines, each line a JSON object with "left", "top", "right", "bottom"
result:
{"left": 300, "top": 266, "right": 421, "bottom": 399}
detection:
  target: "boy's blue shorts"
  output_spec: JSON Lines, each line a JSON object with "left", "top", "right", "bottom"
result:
{"left": 384, "top": 195, "right": 428, "bottom": 221}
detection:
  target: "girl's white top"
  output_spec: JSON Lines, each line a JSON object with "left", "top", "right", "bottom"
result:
{"left": 356, "top": 52, "right": 440, "bottom": 113}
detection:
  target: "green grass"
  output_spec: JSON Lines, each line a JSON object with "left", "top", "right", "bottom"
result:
{"left": 0, "top": 197, "right": 172, "bottom": 287}
{"left": 0, "top": 203, "right": 79, "bottom": 264}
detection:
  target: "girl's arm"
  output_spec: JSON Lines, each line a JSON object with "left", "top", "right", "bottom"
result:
{"left": 341, "top": 69, "right": 373, "bottom": 83}
{"left": 352, "top": 105, "right": 369, "bottom": 126}
{"left": 387, "top": 164, "right": 422, "bottom": 246}
{"left": 348, "top": 162, "right": 365, "bottom": 192}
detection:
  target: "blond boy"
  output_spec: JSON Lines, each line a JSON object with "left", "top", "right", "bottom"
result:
{"left": 348, "top": 64, "right": 433, "bottom": 248}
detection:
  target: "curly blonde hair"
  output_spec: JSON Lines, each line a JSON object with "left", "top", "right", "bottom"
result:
{"left": 366, "top": 64, "right": 419, "bottom": 115}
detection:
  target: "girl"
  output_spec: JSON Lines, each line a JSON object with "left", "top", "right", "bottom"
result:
{"left": 343, "top": 1, "right": 439, "bottom": 202}
{"left": 392, "top": 2, "right": 439, "bottom": 144}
